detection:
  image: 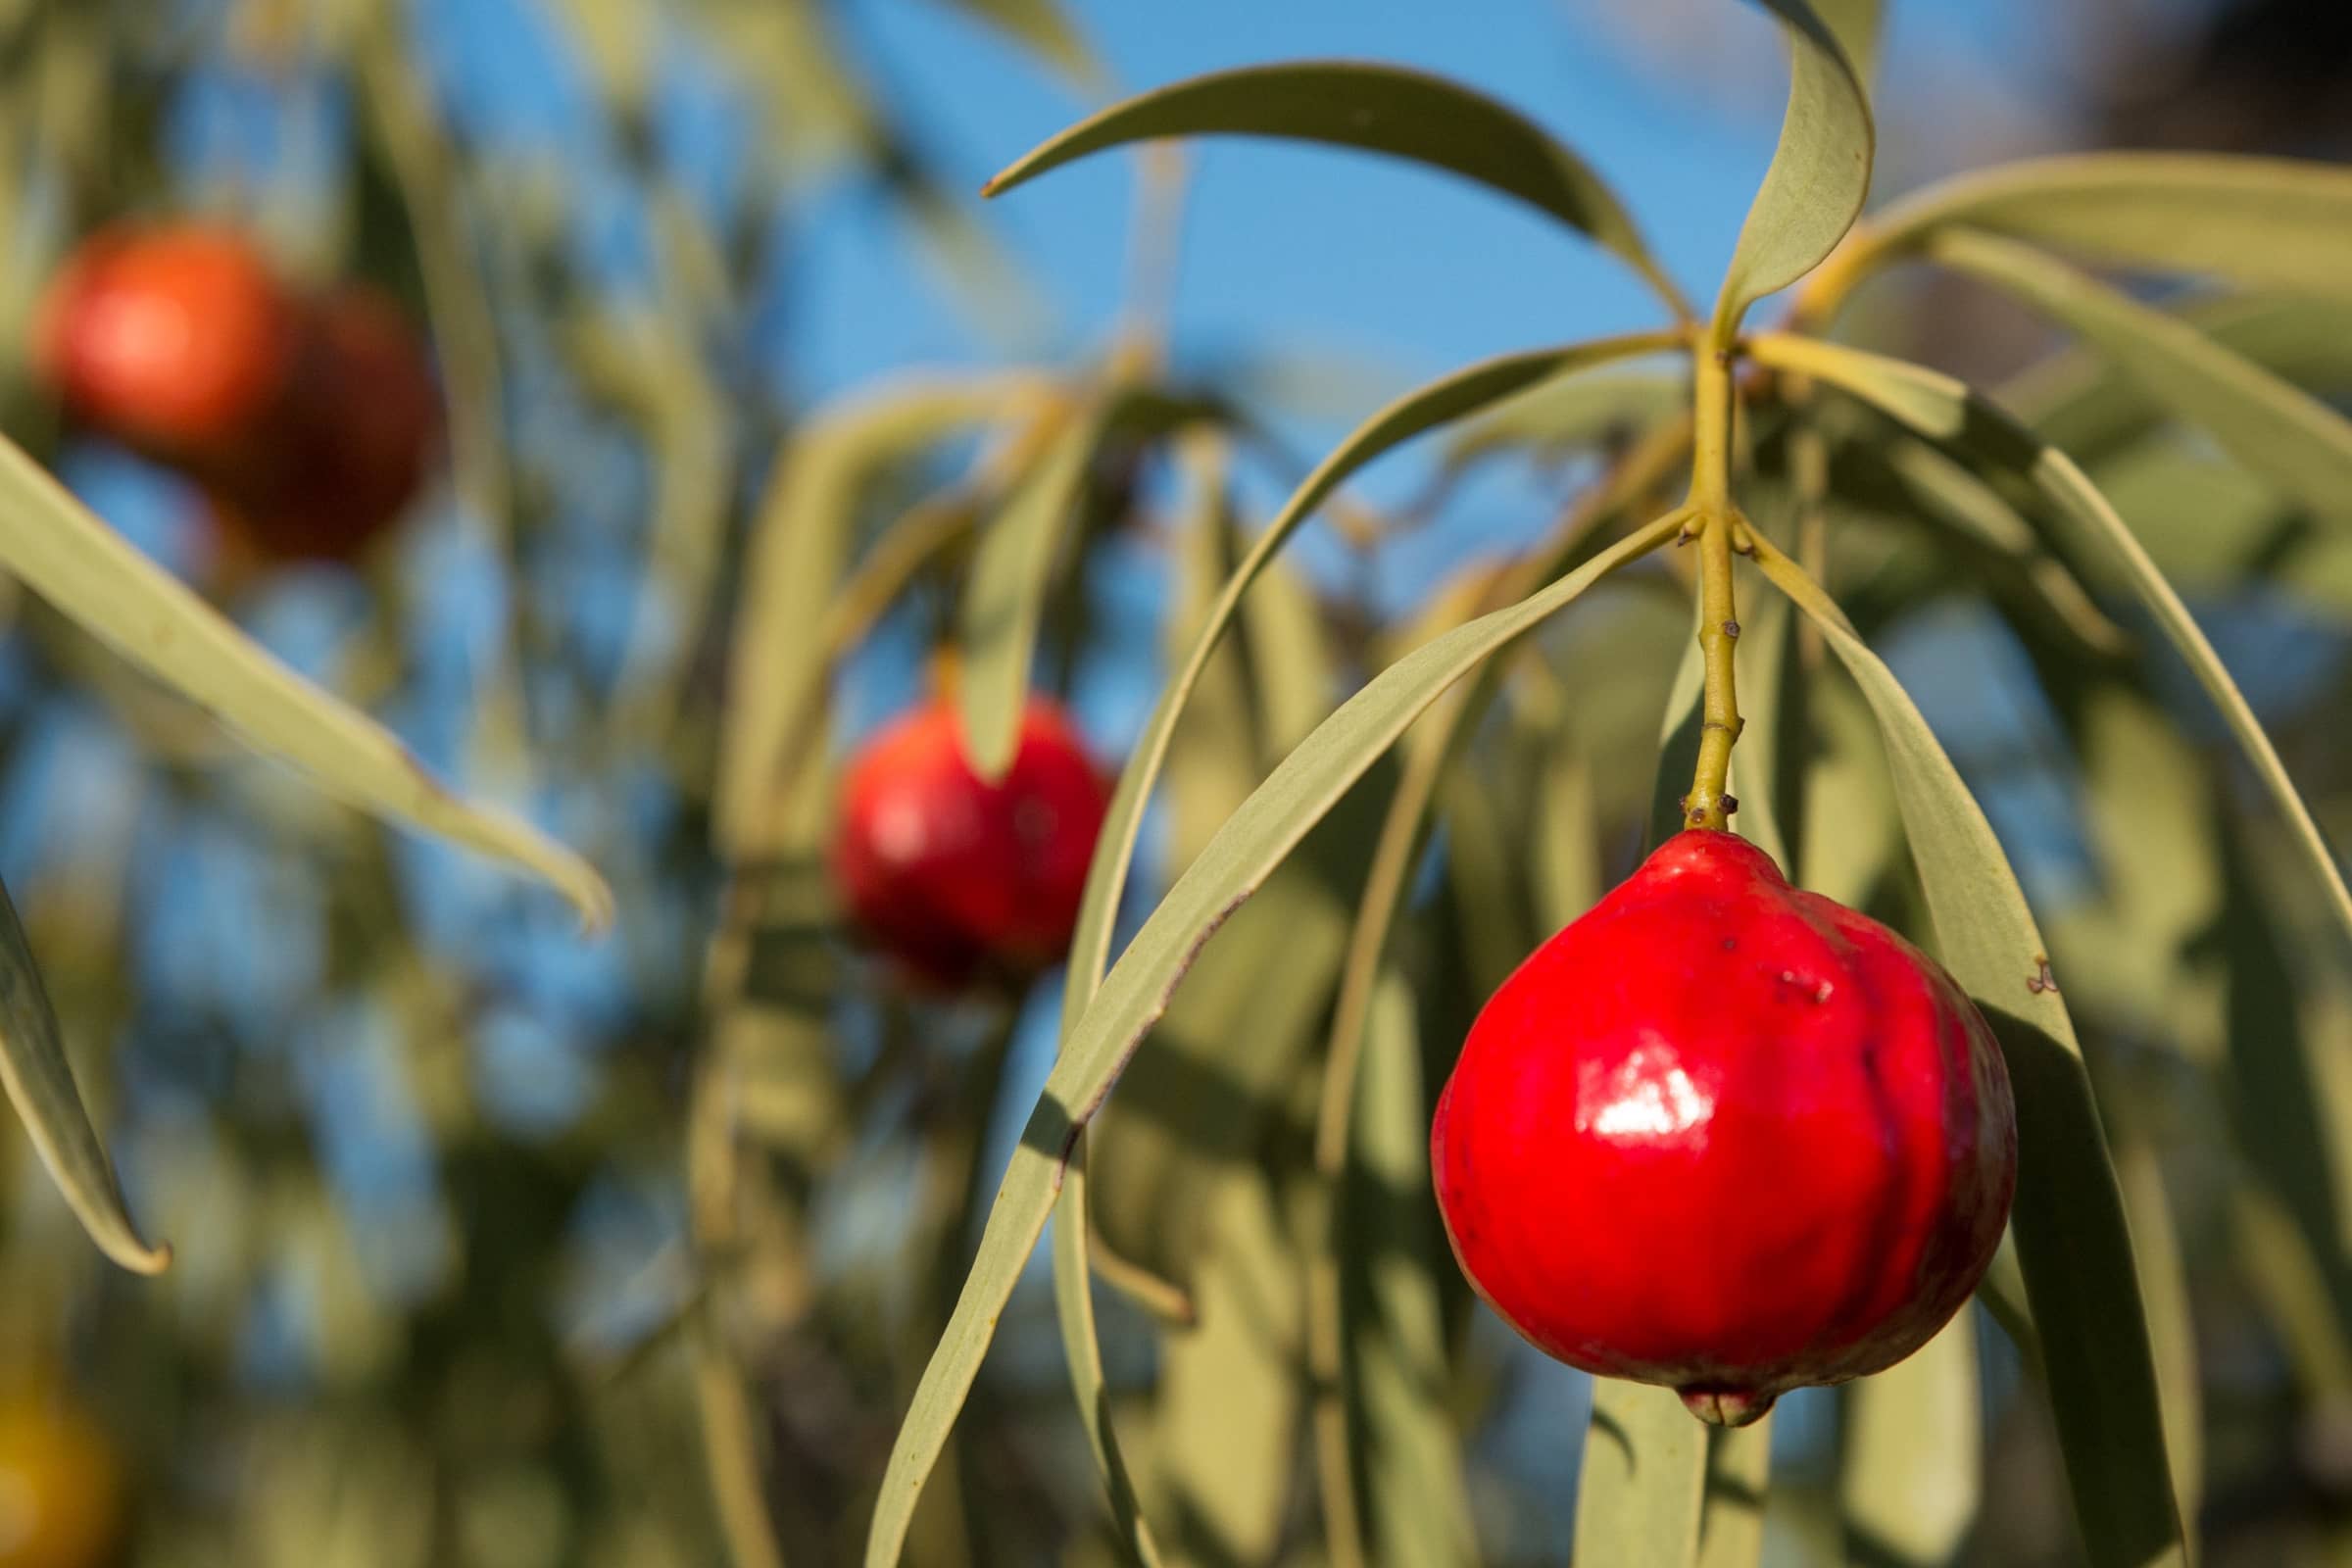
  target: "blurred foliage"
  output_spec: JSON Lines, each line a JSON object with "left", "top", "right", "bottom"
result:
{"left": 0, "top": 3, "right": 2338, "bottom": 1568}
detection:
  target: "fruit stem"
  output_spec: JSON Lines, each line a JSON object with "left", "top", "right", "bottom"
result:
{"left": 1684, "top": 343, "right": 1744, "bottom": 832}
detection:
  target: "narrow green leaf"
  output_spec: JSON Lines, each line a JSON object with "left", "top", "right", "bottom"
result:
{"left": 1696, "top": 1419, "right": 1772, "bottom": 1568}
{"left": 861, "top": 510, "right": 1686, "bottom": 1567}
{"left": 1647, "top": 606, "right": 1708, "bottom": 851}
{"left": 1350, "top": 972, "right": 1478, "bottom": 1568}
{"left": 0, "top": 439, "right": 611, "bottom": 927}
{"left": 717, "top": 372, "right": 1043, "bottom": 850}
{"left": 1748, "top": 536, "right": 2188, "bottom": 1568}
{"left": 919, "top": 0, "right": 1101, "bottom": 92}
{"left": 1928, "top": 226, "right": 2352, "bottom": 530}
{"left": 1576, "top": 1381, "right": 1705, "bottom": 1565}
{"left": 2116, "top": 1139, "right": 2202, "bottom": 1531}
{"left": 0, "top": 874, "right": 168, "bottom": 1273}
{"left": 984, "top": 63, "right": 1688, "bottom": 317}
{"left": 1050, "top": 1146, "right": 1163, "bottom": 1566}
{"left": 1011, "top": 343, "right": 1666, "bottom": 1567}
{"left": 1726, "top": 585, "right": 1796, "bottom": 872}
{"left": 1750, "top": 331, "right": 2352, "bottom": 951}
{"left": 1847, "top": 436, "right": 2130, "bottom": 657}
{"left": 1062, "top": 333, "right": 1682, "bottom": 1050}
{"left": 2007, "top": 292, "right": 2352, "bottom": 463}
{"left": 1795, "top": 675, "right": 1896, "bottom": 911}
{"left": 1146, "top": 1173, "right": 1304, "bottom": 1565}
{"left": 1860, "top": 152, "right": 2352, "bottom": 300}
{"left": 1711, "top": 0, "right": 1874, "bottom": 333}
{"left": 1439, "top": 371, "right": 1686, "bottom": 476}
{"left": 956, "top": 408, "right": 1100, "bottom": 779}
{"left": 1839, "top": 1316, "right": 1979, "bottom": 1566}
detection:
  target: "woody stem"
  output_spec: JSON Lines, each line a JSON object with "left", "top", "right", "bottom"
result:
{"left": 1685, "top": 344, "right": 1742, "bottom": 831}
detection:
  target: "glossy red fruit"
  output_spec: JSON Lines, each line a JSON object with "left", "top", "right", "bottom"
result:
{"left": 832, "top": 697, "right": 1111, "bottom": 989}
{"left": 1431, "top": 829, "right": 2016, "bottom": 1426}
{"left": 215, "top": 283, "right": 441, "bottom": 563}
{"left": 34, "top": 224, "right": 297, "bottom": 466}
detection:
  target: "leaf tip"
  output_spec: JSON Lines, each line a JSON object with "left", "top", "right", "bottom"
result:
{"left": 106, "top": 1231, "right": 172, "bottom": 1277}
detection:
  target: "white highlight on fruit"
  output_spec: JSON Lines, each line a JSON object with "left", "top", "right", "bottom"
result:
{"left": 1583, "top": 1039, "right": 1712, "bottom": 1142}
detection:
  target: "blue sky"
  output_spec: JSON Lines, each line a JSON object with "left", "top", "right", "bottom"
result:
{"left": 798, "top": 0, "right": 2062, "bottom": 401}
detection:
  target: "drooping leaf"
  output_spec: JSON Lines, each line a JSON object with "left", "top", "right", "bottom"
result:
{"left": 1838, "top": 1316, "right": 1979, "bottom": 1566}
{"left": 1576, "top": 1380, "right": 1706, "bottom": 1565}
{"left": 1854, "top": 152, "right": 2352, "bottom": 301}
{"left": 1750, "top": 332, "right": 2352, "bottom": 951}
{"left": 1349, "top": 971, "right": 1478, "bottom": 1568}
{"left": 0, "top": 872, "right": 168, "bottom": 1273}
{"left": 859, "top": 509, "right": 1686, "bottom": 1567}
{"left": 1927, "top": 226, "right": 2352, "bottom": 531}
{"left": 0, "top": 440, "right": 609, "bottom": 926}
{"left": 1726, "top": 583, "right": 1796, "bottom": 872}
{"left": 956, "top": 403, "right": 1100, "bottom": 779}
{"left": 1835, "top": 434, "right": 2130, "bottom": 658}
{"left": 1437, "top": 371, "right": 1687, "bottom": 478}
{"left": 984, "top": 63, "right": 1689, "bottom": 316}
{"left": 918, "top": 0, "right": 1102, "bottom": 92}
{"left": 1059, "top": 330, "right": 1685, "bottom": 1120}
{"left": 2008, "top": 291, "right": 2352, "bottom": 464}
{"left": 1050, "top": 1149, "right": 1163, "bottom": 1566}
{"left": 1034, "top": 343, "right": 1670, "bottom": 1563}
{"left": 1696, "top": 1418, "right": 1772, "bottom": 1568}
{"left": 1145, "top": 1173, "right": 1305, "bottom": 1565}
{"left": 1647, "top": 603, "right": 1709, "bottom": 851}
{"left": 1710, "top": 0, "right": 1874, "bottom": 333}
{"left": 1748, "top": 535, "right": 2188, "bottom": 1568}
{"left": 2115, "top": 1138, "right": 2202, "bottom": 1530}
{"left": 716, "top": 371, "right": 1045, "bottom": 851}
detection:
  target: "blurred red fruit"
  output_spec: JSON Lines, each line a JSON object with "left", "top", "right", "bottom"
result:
{"left": 832, "top": 697, "right": 1111, "bottom": 989}
{"left": 216, "top": 283, "right": 441, "bottom": 563}
{"left": 1431, "top": 829, "right": 2017, "bottom": 1426}
{"left": 33, "top": 223, "right": 297, "bottom": 468}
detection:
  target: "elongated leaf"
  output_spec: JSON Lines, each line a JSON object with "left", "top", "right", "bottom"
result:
{"left": 984, "top": 63, "right": 1687, "bottom": 316}
{"left": 1439, "top": 371, "right": 1686, "bottom": 476}
{"left": 1147, "top": 1173, "right": 1303, "bottom": 1564}
{"left": 1749, "top": 332, "right": 2352, "bottom": 950}
{"left": 1036, "top": 341, "right": 1665, "bottom": 1563}
{"left": 716, "top": 372, "right": 1044, "bottom": 851}
{"left": 920, "top": 0, "right": 1100, "bottom": 91}
{"left": 1711, "top": 0, "right": 1874, "bottom": 332}
{"left": 1696, "top": 1419, "right": 1772, "bottom": 1568}
{"left": 1062, "top": 332, "right": 1682, "bottom": 1081}
{"left": 1050, "top": 1149, "right": 1162, "bottom": 1565}
{"left": 2012, "top": 291, "right": 2352, "bottom": 463}
{"left": 1351, "top": 971, "right": 1477, "bottom": 1568}
{"left": 861, "top": 510, "right": 1686, "bottom": 1567}
{"left": 0, "top": 442, "right": 609, "bottom": 925}
{"left": 1860, "top": 152, "right": 2352, "bottom": 300}
{"left": 1839, "top": 1316, "right": 1978, "bottom": 1565}
{"left": 0, "top": 873, "right": 167, "bottom": 1272}
{"left": 957, "top": 407, "right": 1099, "bottom": 778}
{"left": 1647, "top": 608, "right": 1709, "bottom": 850}
{"left": 1726, "top": 585, "right": 1796, "bottom": 872}
{"left": 2116, "top": 1139, "right": 2201, "bottom": 1530}
{"left": 1928, "top": 226, "right": 2352, "bottom": 530}
{"left": 1577, "top": 1381, "right": 1705, "bottom": 1565}
{"left": 1748, "top": 536, "right": 2187, "bottom": 1568}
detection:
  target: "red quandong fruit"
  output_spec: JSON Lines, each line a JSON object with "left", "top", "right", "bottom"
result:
{"left": 1430, "top": 828, "right": 2017, "bottom": 1426}
{"left": 33, "top": 223, "right": 298, "bottom": 471}
{"left": 832, "top": 696, "right": 1111, "bottom": 990}
{"left": 213, "top": 282, "right": 442, "bottom": 564}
